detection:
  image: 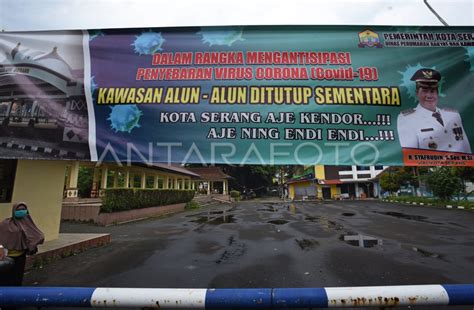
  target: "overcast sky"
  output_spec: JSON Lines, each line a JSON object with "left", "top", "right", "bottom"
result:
{"left": 0, "top": 0, "right": 472, "bottom": 31}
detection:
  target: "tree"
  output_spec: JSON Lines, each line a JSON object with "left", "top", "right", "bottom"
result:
{"left": 77, "top": 167, "right": 93, "bottom": 198}
{"left": 451, "top": 167, "right": 474, "bottom": 200}
{"left": 397, "top": 167, "right": 417, "bottom": 188}
{"left": 380, "top": 168, "right": 401, "bottom": 194}
{"left": 425, "top": 167, "right": 463, "bottom": 201}
{"left": 452, "top": 167, "right": 474, "bottom": 183}
{"left": 223, "top": 165, "right": 278, "bottom": 196}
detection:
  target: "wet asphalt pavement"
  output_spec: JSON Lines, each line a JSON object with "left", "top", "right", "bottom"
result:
{"left": 24, "top": 200, "right": 474, "bottom": 309}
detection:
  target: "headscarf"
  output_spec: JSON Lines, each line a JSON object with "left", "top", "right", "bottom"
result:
{"left": 0, "top": 202, "right": 44, "bottom": 252}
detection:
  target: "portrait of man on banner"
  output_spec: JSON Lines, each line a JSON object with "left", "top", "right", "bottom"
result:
{"left": 397, "top": 68, "right": 471, "bottom": 154}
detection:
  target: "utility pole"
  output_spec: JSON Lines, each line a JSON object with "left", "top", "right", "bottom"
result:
{"left": 423, "top": 0, "right": 449, "bottom": 26}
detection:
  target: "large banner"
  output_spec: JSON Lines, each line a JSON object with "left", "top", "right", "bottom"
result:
{"left": 1, "top": 26, "right": 473, "bottom": 165}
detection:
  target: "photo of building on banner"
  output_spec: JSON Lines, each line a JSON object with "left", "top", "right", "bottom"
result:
{"left": 86, "top": 26, "right": 474, "bottom": 166}
{"left": 0, "top": 31, "right": 90, "bottom": 160}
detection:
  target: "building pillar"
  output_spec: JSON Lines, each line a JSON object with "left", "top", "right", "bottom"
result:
{"left": 154, "top": 175, "right": 159, "bottom": 189}
{"left": 90, "top": 167, "right": 101, "bottom": 198}
{"left": 113, "top": 170, "right": 119, "bottom": 188}
{"left": 223, "top": 180, "right": 228, "bottom": 195}
{"left": 192, "top": 181, "right": 196, "bottom": 190}
{"left": 65, "top": 161, "right": 80, "bottom": 199}
{"left": 316, "top": 184, "right": 323, "bottom": 199}
{"left": 164, "top": 176, "right": 169, "bottom": 189}
{"left": 124, "top": 169, "right": 130, "bottom": 188}
{"left": 174, "top": 178, "right": 178, "bottom": 189}
{"left": 373, "top": 182, "right": 378, "bottom": 198}
{"left": 99, "top": 167, "right": 108, "bottom": 197}
{"left": 141, "top": 172, "right": 146, "bottom": 189}
{"left": 207, "top": 181, "right": 211, "bottom": 195}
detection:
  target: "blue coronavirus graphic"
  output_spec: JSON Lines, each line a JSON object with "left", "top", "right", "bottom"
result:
{"left": 398, "top": 63, "right": 445, "bottom": 100}
{"left": 132, "top": 31, "right": 165, "bottom": 55}
{"left": 90, "top": 76, "right": 99, "bottom": 93}
{"left": 107, "top": 105, "right": 143, "bottom": 133}
{"left": 197, "top": 27, "right": 244, "bottom": 46}
{"left": 464, "top": 47, "right": 474, "bottom": 72}
{"left": 89, "top": 30, "right": 105, "bottom": 41}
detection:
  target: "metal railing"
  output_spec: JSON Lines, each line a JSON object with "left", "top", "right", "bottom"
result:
{"left": 1, "top": 284, "right": 473, "bottom": 308}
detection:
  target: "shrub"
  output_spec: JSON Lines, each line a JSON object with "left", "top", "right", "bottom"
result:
{"left": 230, "top": 190, "right": 241, "bottom": 198}
{"left": 101, "top": 189, "right": 195, "bottom": 213}
{"left": 425, "top": 167, "right": 463, "bottom": 201}
{"left": 185, "top": 200, "right": 200, "bottom": 210}
{"left": 388, "top": 195, "right": 474, "bottom": 209}
{"left": 77, "top": 167, "right": 93, "bottom": 198}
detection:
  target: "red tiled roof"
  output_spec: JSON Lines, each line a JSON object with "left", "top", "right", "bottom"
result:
{"left": 152, "top": 163, "right": 201, "bottom": 178}
{"left": 186, "top": 167, "right": 232, "bottom": 181}
{"left": 286, "top": 178, "right": 314, "bottom": 184}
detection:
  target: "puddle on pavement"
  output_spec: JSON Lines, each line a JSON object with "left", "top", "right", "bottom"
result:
{"left": 303, "top": 216, "right": 344, "bottom": 231}
{"left": 257, "top": 207, "right": 277, "bottom": 212}
{"left": 342, "top": 212, "right": 355, "bottom": 216}
{"left": 372, "top": 211, "right": 442, "bottom": 224}
{"left": 295, "top": 238, "right": 320, "bottom": 250}
{"left": 268, "top": 219, "right": 289, "bottom": 225}
{"left": 190, "top": 215, "right": 236, "bottom": 225}
{"left": 403, "top": 245, "right": 442, "bottom": 259}
{"left": 340, "top": 234, "right": 383, "bottom": 248}
{"left": 186, "top": 210, "right": 230, "bottom": 218}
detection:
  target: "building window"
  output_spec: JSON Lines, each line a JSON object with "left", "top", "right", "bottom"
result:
{"left": 339, "top": 174, "right": 354, "bottom": 179}
{"left": 357, "top": 174, "right": 371, "bottom": 179}
{"left": 133, "top": 174, "right": 141, "bottom": 188}
{"left": 340, "top": 183, "right": 349, "bottom": 193}
{"left": 356, "top": 166, "right": 370, "bottom": 171}
{"left": 157, "top": 177, "right": 164, "bottom": 189}
{"left": 0, "top": 159, "right": 17, "bottom": 203}
{"left": 146, "top": 175, "right": 155, "bottom": 188}
{"left": 374, "top": 165, "right": 384, "bottom": 170}
{"left": 116, "top": 171, "right": 126, "bottom": 187}
{"left": 106, "top": 170, "right": 115, "bottom": 188}
{"left": 338, "top": 166, "right": 352, "bottom": 171}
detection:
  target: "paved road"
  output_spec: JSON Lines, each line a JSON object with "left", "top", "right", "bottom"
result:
{"left": 24, "top": 200, "right": 474, "bottom": 309}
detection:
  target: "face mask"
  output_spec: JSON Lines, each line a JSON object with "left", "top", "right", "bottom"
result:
{"left": 14, "top": 210, "right": 28, "bottom": 218}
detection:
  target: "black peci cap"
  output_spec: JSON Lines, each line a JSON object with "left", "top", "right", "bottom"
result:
{"left": 410, "top": 68, "right": 441, "bottom": 88}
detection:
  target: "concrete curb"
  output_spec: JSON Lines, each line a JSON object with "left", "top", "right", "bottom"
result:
{"left": 25, "top": 234, "right": 111, "bottom": 270}
{"left": 381, "top": 199, "right": 470, "bottom": 210}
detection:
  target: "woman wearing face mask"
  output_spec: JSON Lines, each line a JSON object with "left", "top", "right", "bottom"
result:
{"left": 0, "top": 202, "right": 44, "bottom": 286}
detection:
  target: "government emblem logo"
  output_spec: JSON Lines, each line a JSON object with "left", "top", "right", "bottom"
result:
{"left": 358, "top": 29, "right": 383, "bottom": 48}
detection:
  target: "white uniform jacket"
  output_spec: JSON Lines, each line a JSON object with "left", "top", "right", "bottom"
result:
{"left": 397, "top": 104, "right": 471, "bottom": 153}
